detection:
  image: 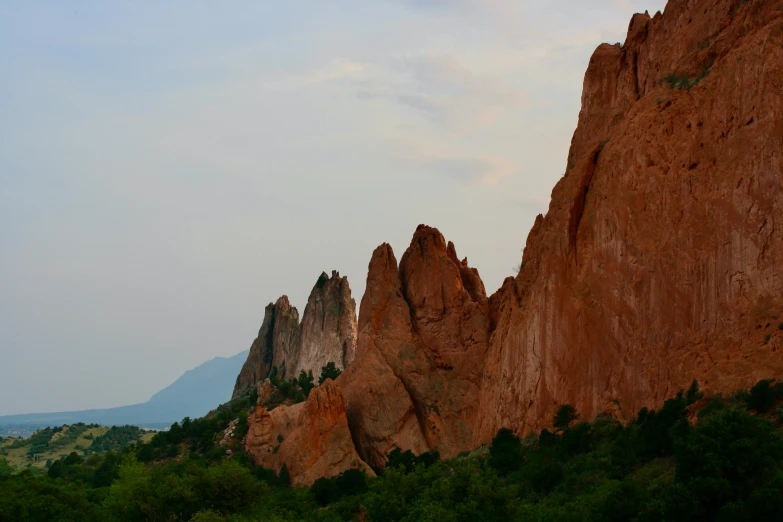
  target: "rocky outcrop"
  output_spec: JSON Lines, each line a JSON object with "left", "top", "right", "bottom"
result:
{"left": 296, "top": 271, "right": 358, "bottom": 377}
{"left": 339, "top": 226, "right": 490, "bottom": 468}
{"left": 233, "top": 297, "right": 300, "bottom": 397}
{"left": 237, "top": 0, "right": 783, "bottom": 481}
{"left": 475, "top": 0, "right": 783, "bottom": 442}
{"left": 232, "top": 272, "right": 357, "bottom": 398}
{"left": 244, "top": 380, "right": 374, "bottom": 486}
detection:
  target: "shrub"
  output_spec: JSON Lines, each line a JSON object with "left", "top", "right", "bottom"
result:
{"left": 489, "top": 428, "right": 523, "bottom": 476}
{"left": 559, "top": 422, "right": 593, "bottom": 456}
{"left": 335, "top": 469, "right": 368, "bottom": 497}
{"left": 318, "top": 362, "right": 342, "bottom": 385}
{"left": 746, "top": 379, "right": 781, "bottom": 413}
{"left": 698, "top": 394, "right": 726, "bottom": 419}
{"left": 554, "top": 404, "right": 580, "bottom": 431}
{"left": 278, "top": 464, "right": 290, "bottom": 487}
{"left": 310, "top": 476, "right": 339, "bottom": 506}
{"left": 386, "top": 448, "right": 440, "bottom": 474}
{"left": 670, "top": 409, "right": 783, "bottom": 519}
{"left": 686, "top": 380, "right": 704, "bottom": 405}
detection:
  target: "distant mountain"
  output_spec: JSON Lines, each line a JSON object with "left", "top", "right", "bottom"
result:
{"left": 0, "top": 350, "right": 248, "bottom": 436}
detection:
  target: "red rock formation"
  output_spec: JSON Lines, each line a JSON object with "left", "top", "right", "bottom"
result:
{"left": 237, "top": 0, "right": 783, "bottom": 482}
{"left": 296, "top": 271, "right": 358, "bottom": 378}
{"left": 233, "top": 273, "right": 358, "bottom": 398}
{"left": 339, "top": 226, "right": 490, "bottom": 468}
{"left": 233, "top": 296, "right": 300, "bottom": 397}
{"left": 244, "top": 380, "right": 374, "bottom": 486}
{"left": 475, "top": 0, "right": 783, "bottom": 443}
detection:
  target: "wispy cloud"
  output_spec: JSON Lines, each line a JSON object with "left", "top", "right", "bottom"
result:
{"left": 346, "top": 53, "right": 527, "bottom": 131}
{"left": 398, "top": 153, "right": 515, "bottom": 186}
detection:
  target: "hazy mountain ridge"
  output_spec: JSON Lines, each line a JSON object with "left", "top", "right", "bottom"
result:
{"left": 0, "top": 350, "right": 248, "bottom": 436}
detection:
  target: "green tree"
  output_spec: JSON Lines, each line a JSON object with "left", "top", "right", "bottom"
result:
{"left": 554, "top": 404, "right": 580, "bottom": 431}
{"left": 103, "top": 456, "right": 154, "bottom": 521}
{"left": 310, "top": 476, "right": 339, "bottom": 506}
{"left": 686, "top": 379, "right": 704, "bottom": 405}
{"left": 278, "top": 463, "right": 291, "bottom": 487}
{"left": 0, "top": 457, "right": 11, "bottom": 481}
{"left": 746, "top": 379, "right": 780, "bottom": 413}
{"left": 488, "top": 428, "right": 523, "bottom": 476}
{"left": 196, "top": 459, "right": 261, "bottom": 515}
{"left": 335, "top": 469, "right": 368, "bottom": 496}
{"left": 669, "top": 409, "right": 783, "bottom": 520}
{"left": 92, "top": 452, "right": 121, "bottom": 488}
{"left": 298, "top": 370, "right": 315, "bottom": 396}
{"left": 47, "top": 460, "right": 64, "bottom": 480}
{"left": 319, "top": 362, "right": 342, "bottom": 385}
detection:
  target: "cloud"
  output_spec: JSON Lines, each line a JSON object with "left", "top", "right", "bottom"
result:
{"left": 349, "top": 53, "right": 527, "bottom": 131}
{"left": 404, "top": 154, "right": 515, "bottom": 186}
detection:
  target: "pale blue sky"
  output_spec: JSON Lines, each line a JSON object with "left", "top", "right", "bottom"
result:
{"left": 0, "top": 0, "right": 667, "bottom": 415}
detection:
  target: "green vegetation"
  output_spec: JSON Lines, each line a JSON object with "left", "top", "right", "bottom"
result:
{"left": 0, "top": 423, "right": 119, "bottom": 469}
{"left": 87, "top": 425, "right": 145, "bottom": 454}
{"left": 1, "top": 378, "right": 782, "bottom": 521}
{"left": 318, "top": 362, "right": 342, "bottom": 385}
{"left": 662, "top": 60, "right": 714, "bottom": 90}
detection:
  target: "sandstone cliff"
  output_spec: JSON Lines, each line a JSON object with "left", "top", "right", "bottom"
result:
{"left": 232, "top": 272, "right": 357, "bottom": 398}
{"left": 233, "top": 296, "right": 300, "bottom": 397}
{"left": 338, "top": 227, "right": 490, "bottom": 468}
{"left": 296, "top": 271, "right": 358, "bottom": 378}
{"left": 239, "top": 0, "right": 783, "bottom": 485}
{"left": 244, "top": 379, "right": 374, "bottom": 486}
{"left": 474, "top": 0, "right": 783, "bottom": 443}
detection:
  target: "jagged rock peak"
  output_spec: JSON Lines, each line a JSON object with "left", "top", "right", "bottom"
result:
{"left": 296, "top": 270, "right": 358, "bottom": 378}
{"left": 339, "top": 225, "right": 491, "bottom": 468}
{"left": 245, "top": 379, "right": 374, "bottom": 486}
{"left": 232, "top": 296, "right": 301, "bottom": 398}
{"left": 232, "top": 272, "right": 358, "bottom": 399}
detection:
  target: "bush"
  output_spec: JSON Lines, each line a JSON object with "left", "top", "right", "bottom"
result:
{"left": 318, "top": 362, "right": 342, "bottom": 385}
{"left": 554, "top": 404, "right": 580, "bottom": 431}
{"left": 489, "top": 428, "right": 523, "bottom": 476}
{"left": 747, "top": 379, "right": 783, "bottom": 413}
{"left": 669, "top": 409, "right": 783, "bottom": 519}
{"left": 310, "top": 476, "right": 339, "bottom": 506}
{"left": 686, "top": 380, "right": 704, "bottom": 405}
{"left": 335, "top": 469, "right": 368, "bottom": 496}
{"left": 559, "top": 422, "right": 593, "bottom": 456}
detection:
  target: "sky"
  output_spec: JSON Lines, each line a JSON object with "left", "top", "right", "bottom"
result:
{"left": 0, "top": 0, "right": 667, "bottom": 416}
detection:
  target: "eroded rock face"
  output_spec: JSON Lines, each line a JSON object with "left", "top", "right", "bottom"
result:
{"left": 244, "top": 380, "right": 374, "bottom": 486}
{"left": 296, "top": 271, "right": 358, "bottom": 378}
{"left": 233, "top": 273, "right": 358, "bottom": 398}
{"left": 237, "top": 0, "right": 783, "bottom": 480}
{"left": 233, "top": 296, "right": 300, "bottom": 397}
{"left": 339, "top": 226, "right": 490, "bottom": 468}
{"left": 475, "top": 0, "right": 783, "bottom": 443}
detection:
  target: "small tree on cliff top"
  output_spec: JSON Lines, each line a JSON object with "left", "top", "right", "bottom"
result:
{"left": 319, "top": 362, "right": 341, "bottom": 385}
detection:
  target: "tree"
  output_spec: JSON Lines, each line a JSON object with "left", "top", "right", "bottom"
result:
{"left": 46, "top": 460, "right": 65, "bottom": 478}
{"left": 668, "top": 409, "right": 783, "bottom": 520}
{"left": 686, "top": 379, "right": 704, "bottom": 405}
{"left": 319, "top": 362, "right": 342, "bottom": 385}
{"left": 747, "top": 379, "right": 779, "bottom": 413}
{"left": 278, "top": 464, "right": 291, "bottom": 487}
{"left": 93, "top": 452, "right": 121, "bottom": 488}
{"left": 554, "top": 404, "right": 580, "bottom": 431}
{"left": 335, "top": 469, "right": 368, "bottom": 496}
{"left": 63, "top": 451, "right": 83, "bottom": 467}
{"left": 488, "top": 428, "right": 523, "bottom": 475}
{"left": 298, "top": 370, "right": 315, "bottom": 396}
{"left": 310, "top": 477, "right": 339, "bottom": 506}
{"left": 0, "top": 457, "right": 12, "bottom": 481}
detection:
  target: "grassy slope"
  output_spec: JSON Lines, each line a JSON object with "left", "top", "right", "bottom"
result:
{"left": 0, "top": 428, "right": 155, "bottom": 469}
